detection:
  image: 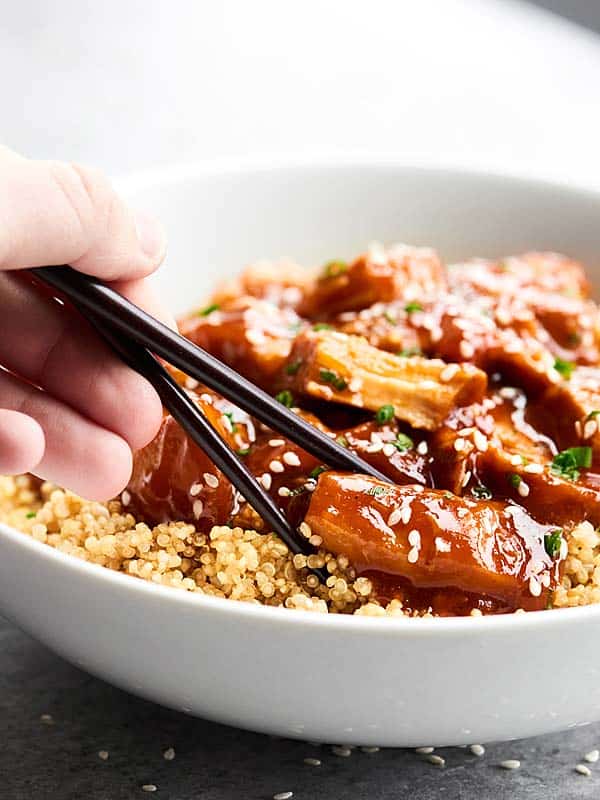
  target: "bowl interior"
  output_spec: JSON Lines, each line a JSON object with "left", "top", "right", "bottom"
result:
{"left": 118, "top": 161, "right": 600, "bottom": 313}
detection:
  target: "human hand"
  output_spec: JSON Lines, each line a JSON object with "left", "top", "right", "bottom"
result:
{"left": 0, "top": 146, "right": 173, "bottom": 500}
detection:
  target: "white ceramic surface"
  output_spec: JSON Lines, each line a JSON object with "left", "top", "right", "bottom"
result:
{"left": 2, "top": 160, "right": 600, "bottom": 747}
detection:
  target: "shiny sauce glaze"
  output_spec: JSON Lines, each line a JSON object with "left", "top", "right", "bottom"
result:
{"left": 122, "top": 246, "right": 600, "bottom": 614}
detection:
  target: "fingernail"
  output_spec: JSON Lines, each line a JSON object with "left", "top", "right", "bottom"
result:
{"left": 134, "top": 211, "right": 166, "bottom": 260}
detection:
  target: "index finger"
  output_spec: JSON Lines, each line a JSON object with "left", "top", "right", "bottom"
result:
{"left": 0, "top": 146, "right": 166, "bottom": 281}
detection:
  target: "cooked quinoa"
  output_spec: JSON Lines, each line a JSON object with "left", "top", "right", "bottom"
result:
{"left": 1, "top": 474, "right": 598, "bottom": 615}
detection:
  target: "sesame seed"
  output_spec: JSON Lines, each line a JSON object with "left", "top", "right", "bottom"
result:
{"left": 98, "top": 750, "right": 109, "bottom": 761}
{"left": 499, "top": 759, "right": 521, "bottom": 770}
{"left": 200, "top": 393, "right": 213, "bottom": 404}
{"left": 407, "top": 546, "right": 419, "bottom": 563}
{"left": 365, "top": 441, "right": 384, "bottom": 453}
{"left": 142, "top": 785, "right": 158, "bottom": 793}
{"left": 499, "top": 387, "right": 518, "bottom": 399}
{"left": 387, "top": 508, "right": 402, "bottom": 527}
{"left": 185, "top": 376, "right": 199, "bottom": 390}
{"left": 584, "top": 750, "right": 599, "bottom": 763}
{"left": 470, "top": 744, "right": 485, "bottom": 756}
{"left": 299, "top": 522, "right": 312, "bottom": 539}
{"left": 523, "top": 463, "right": 544, "bottom": 474}
{"left": 278, "top": 486, "right": 291, "bottom": 497}
{"left": 193, "top": 500, "right": 204, "bottom": 519}
{"left": 221, "top": 414, "right": 233, "bottom": 433}
{"left": 461, "top": 470, "right": 472, "bottom": 488}
{"left": 163, "top": 747, "right": 176, "bottom": 761}
{"left": 417, "top": 440, "right": 429, "bottom": 455}
{"left": 204, "top": 473, "right": 219, "bottom": 488}
{"left": 269, "top": 439, "right": 285, "bottom": 447}
{"left": 283, "top": 451, "right": 301, "bottom": 467}
{"left": 415, "top": 746, "right": 434, "bottom": 754}
{"left": 517, "top": 481, "right": 530, "bottom": 498}
{"left": 454, "top": 438, "right": 466, "bottom": 452}
{"left": 332, "top": 746, "right": 352, "bottom": 757}
{"left": 273, "top": 792, "right": 293, "bottom": 800}
{"left": 575, "top": 764, "right": 592, "bottom": 776}
{"left": 189, "top": 482, "right": 202, "bottom": 496}
{"left": 408, "top": 529, "right": 421, "bottom": 548}
{"left": 460, "top": 341, "right": 475, "bottom": 359}
{"left": 270, "top": 460, "right": 285, "bottom": 473}
{"left": 383, "top": 443, "right": 396, "bottom": 457}
{"left": 575, "top": 420, "right": 583, "bottom": 437}
{"left": 427, "top": 754, "right": 445, "bottom": 766}
{"left": 40, "top": 714, "right": 54, "bottom": 725}
{"left": 441, "top": 364, "right": 459, "bottom": 383}
{"left": 401, "top": 506, "right": 412, "bottom": 524}
{"left": 303, "top": 757, "right": 322, "bottom": 766}
{"left": 473, "top": 430, "right": 488, "bottom": 452}
{"left": 361, "top": 746, "right": 380, "bottom": 753}
{"left": 309, "top": 535, "right": 323, "bottom": 547}
{"left": 584, "top": 420, "right": 597, "bottom": 439}
{"left": 529, "top": 576, "right": 542, "bottom": 597}
{"left": 261, "top": 473, "right": 272, "bottom": 490}
{"left": 510, "top": 454, "right": 523, "bottom": 466}
{"left": 120, "top": 490, "right": 131, "bottom": 506}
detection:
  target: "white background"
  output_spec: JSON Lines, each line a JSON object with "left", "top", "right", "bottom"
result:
{"left": 1, "top": 0, "right": 599, "bottom": 187}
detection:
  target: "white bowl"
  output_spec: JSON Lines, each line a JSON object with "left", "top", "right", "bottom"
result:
{"left": 2, "top": 158, "right": 600, "bottom": 747}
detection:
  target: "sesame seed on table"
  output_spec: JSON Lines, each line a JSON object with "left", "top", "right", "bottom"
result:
{"left": 3, "top": 613, "right": 600, "bottom": 800}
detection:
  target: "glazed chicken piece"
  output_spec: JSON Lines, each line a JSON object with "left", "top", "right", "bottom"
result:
{"left": 179, "top": 296, "right": 306, "bottom": 392}
{"left": 448, "top": 252, "right": 590, "bottom": 301}
{"left": 123, "top": 390, "right": 255, "bottom": 529}
{"left": 299, "top": 244, "right": 445, "bottom": 318}
{"left": 304, "top": 472, "right": 563, "bottom": 612}
{"left": 282, "top": 329, "right": 487, "bottom": 431}
{"left": 472, "top": 390, "right": 600, "bottom": 527}
{"left": 211, "top": 259, "right": 315, "bottom": 311}
{"left": 530, "top": 366, "right": 600, "bottom": 463}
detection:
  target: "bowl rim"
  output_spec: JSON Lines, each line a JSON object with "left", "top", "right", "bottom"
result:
{"left": 6, "top": 156, "right": 600, "bottom": 636}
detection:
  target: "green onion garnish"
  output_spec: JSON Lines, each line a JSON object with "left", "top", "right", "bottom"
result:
{"left": 404, "top": 301, "right": 424, "bottom": 313}
{"left": 275, "top": 390, "right": 294, "bottom": 408}
{"left": 319, "top": 369, "right": 347, "bottom": 391}
{"left": 376, "top": 404, "right": 395, "bottom": 424}
{"left": 551, "top": 446, "right": 592, "bottom": 481}
{"left": 198, "top": 303, "right": 219, "bottom": 317}
{"left": 553, "top": 358, "right": 575, "bottom": 379}
{"left": 544, "top": 530, "right": 563, "bottom": 559}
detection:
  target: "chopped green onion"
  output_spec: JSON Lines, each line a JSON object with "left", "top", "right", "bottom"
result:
{"left": 471, "top": 485, "right": 493, "bottom": 500}
{"left": 443, "top": 491, "right": 454, "bottom": 500}
{"left": 198, "top": 303, "right": 219, "bottom": 317}
{"left": 319, "top": 369, "right": 347, "bottom": 391}
{"left": 587, "top": 410, "right": 600, "bottom": 420}
{"left": 366, "top": 485, "right": 388, "bottom": 497}
{"left": 313, "top": 323, "right": 332, "bottom": 331}
{"left": 335, "top": 435, "right": 348, "bottom": 448}
{"left": 285, "top": 360, "right": 302, "bottom": 375}
{"left": 309, "top": 466, "right": 327, "bottom": 479}
{"left": 553, "top": 358, "right": 575, "bottom": 379}
{"left": 376, "top": 404, "right": 395, "bottom": 424}
{"left": 322, "top": 260, "right": 348, "bottom": 279}
{"left": 551, "top": 446, "right": 592, "bottom": 481}
{"left": 237, "top": 448, "right": 250, "bottom": 456}
{"left": 384, "top": 311, "right": 397, "bottom": 325}
{"left": 508, "top": 473, "right": 522, "bottom": 488}
{"left": 275, "top": 390, "right": 294, "bottom": 408}
{"left": 397, "top": 347, "right": 422, "bottom": 358}
{"left": 404, "top": 301, "right": 424, "bottom": 313}
{"left": 223, "top": 411, "right": 237, "bottom": 432}
{"left": 393, "top": 433, "right": 414, "bottom": 452}
{"left": 544, "top": 530, "right": 563, "bottom": 559}
{"left": 25, "top": 511, "right": 36, "bottom": 519}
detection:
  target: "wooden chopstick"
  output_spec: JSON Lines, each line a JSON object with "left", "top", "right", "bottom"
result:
{"left": 32, "top": 265, "right": 391, "bottom": 483}
{"left": 78, "top": 306, "right": 328, "bottom": 581}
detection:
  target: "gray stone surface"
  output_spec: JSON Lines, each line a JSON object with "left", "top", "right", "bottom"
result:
{"left": 1, "top": 613, "right": 600, "bottom": 799}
